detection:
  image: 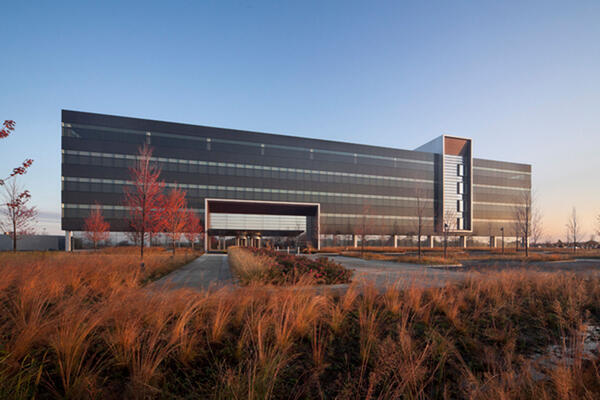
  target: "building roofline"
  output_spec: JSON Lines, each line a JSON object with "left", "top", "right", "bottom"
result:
{"left": 61, "top": 109, "right": 531, "bottom": 168}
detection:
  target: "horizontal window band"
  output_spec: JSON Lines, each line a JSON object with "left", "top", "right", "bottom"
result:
{"left": 62, "top": 176, "right": 436, "bottom": 203}
{"left": 322, "top": 213, "right": 434, "bottom": 221}
{"left": 473, "top": 218, "right": 519, "bottom": 223}
{"left": 473, "top": 201, "right": 525, "bottom": 207}
{"left": 64, "top": 123, "right": 434, "bottom": 166}
{"left": 63, "top": 203, "right": 519, "bottom": 227}
{"left": 473, "top": 166, "right": 531, "bottom": 175}
{"left": 63, "top": 149, "right": 434, "bottom": 184}
{"left": 473, "top": 184, "right": 531, "bottom": 192}
{"left": 61, "top": 203, "right": 204, "bottom": 213}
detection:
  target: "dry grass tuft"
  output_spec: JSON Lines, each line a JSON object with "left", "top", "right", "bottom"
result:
{"left": 228, "top": 246, "right": 277, "bottom": 284}
{"left": 3, "top": 250, "right": 600, "bottom": 398}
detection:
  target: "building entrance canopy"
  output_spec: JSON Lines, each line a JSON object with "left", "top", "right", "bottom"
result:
{"left": 204, "top": 199, "right": 320, "bottom": 251}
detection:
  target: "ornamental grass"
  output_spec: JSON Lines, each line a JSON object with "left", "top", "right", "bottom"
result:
{"left": 2, "top": 251, "right": 600, "bottom": 398}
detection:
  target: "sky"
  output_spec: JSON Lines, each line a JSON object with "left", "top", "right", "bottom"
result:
{"left": 1, "top": 1, "right": 599, "bottom": 240}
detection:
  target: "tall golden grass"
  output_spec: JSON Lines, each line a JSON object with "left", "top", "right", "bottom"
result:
{"left": 2, "top": 250, "right": 600, "bottom": 398}
{"left": 228, "top": 246, "right": 277, "bottom": 284}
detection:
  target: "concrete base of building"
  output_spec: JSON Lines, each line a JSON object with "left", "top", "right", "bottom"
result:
{"left": 426, "top": 235, "right": 434, "bottom": 248}
{"left": 65, "top": 231, "right": 72, "bottom": 252}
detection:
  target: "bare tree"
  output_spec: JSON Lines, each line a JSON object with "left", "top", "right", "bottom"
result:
{"left": 355, "top": 202, "right": 374, "bottom": 256}
{"left": 511, "top": 220, "right": 518, "bottom": 252}
{"left": 442, "top": 208, "right": 457, "bottom": 259}
{"left": 595, "top": 214, "right": 600, "bottom": 240}
{"left": 513, "top": 191, "right": 533, "bottom": 256}
{"left": 413, "top": 187, "right": 428, "bottom": 261}
{"left": 0, "top": 179, "right": 37, "bottom": 251}
{"left": 530, "top": 196, "right": 544, "bottom": 246}
{"left": 487, "top": 221, "right": 493, "bottom": 248}
{"left": 566, "top": 206, "right": 582, "bottom": 254}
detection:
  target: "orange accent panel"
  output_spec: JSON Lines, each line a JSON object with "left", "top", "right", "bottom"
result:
{"left": 444, "top": 137, "right": 469, "bottom": 156}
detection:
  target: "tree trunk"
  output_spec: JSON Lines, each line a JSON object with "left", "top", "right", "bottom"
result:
{"left": 12, "top": 219, "right": 16, "bottom": 252}
{"left": 141, "top": 230, "right": 145, "bottom": 260}
{"left": 443, "top": 233, "right": 447, "bottom": 259}
{"left": 417, "top": 220, "right": 422, "bottom": 261}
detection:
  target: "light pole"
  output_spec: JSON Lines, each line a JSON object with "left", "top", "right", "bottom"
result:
{"left": 500, "top": 227, "right": 504, "bottom": 255}
{"left": 443, "top": 223, "right": 449, "bottom": 259}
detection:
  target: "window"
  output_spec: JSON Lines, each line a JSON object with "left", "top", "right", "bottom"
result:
{"left": 457, "top": 218, "right": 463, "bottom": 230}
{"left": 457, "top": 164, "right": 464, "bottom": 176}
{"left": 457, "top": 182, "right": 464, "bottom": 194}
{"left": 457, "top": 200, "right": 463, "bottom": 212}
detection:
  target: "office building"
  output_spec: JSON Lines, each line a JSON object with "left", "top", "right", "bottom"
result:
{"left": 61, "top": 110, "right": 531, "bottom": 251}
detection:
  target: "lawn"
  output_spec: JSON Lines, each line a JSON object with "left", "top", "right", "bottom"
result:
{"left": 1, "top": 250, "right": 600, "bottom": 398}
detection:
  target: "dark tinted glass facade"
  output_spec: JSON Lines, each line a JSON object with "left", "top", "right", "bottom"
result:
{"left": 472, "top": 159, "right": 531, "bottom": 236}
{"left": 61, "top": 110, "right": 530, "bottom": 239}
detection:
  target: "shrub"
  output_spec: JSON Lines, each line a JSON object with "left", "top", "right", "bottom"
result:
{"left": 229, "top": 247, "right": 352, "bottom": 285}
{"left": 228, "top": 246, "right": 279, "bottom": 284}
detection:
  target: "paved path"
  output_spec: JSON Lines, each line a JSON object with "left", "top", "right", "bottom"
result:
{"left": 322, "top": 256, "right": 600, "bottom": 289}
{"left": 153, "top": 254, "right": 233, "bottom": 290}
{"left": 152, "top": 253, "right": 600, "bottom": 293}
{"left": 313, "top": 255, "right": 469, "bottom": 288}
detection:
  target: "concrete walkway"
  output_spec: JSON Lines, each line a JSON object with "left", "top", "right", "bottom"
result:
{"left": 152, "top": 253, "right": 600, "bottom": 293}
{"left": 322, "top": 256, "right": 469, "bottom": 288}
{"left": 153, "top": 254, "right": 233, "bottom": 290}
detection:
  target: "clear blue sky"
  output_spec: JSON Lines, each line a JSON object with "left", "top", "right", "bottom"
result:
{"left": 1, "top": 1, "right": 599, "bottom": 239}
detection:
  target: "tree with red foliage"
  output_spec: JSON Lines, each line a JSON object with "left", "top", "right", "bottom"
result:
{"left": 1, "top": 120, "right": 35, "bottom": 252}
{"left": 161, "top": 186, "right": 188, "bottom": 254}
{"left": 123, "top": 144, "right": 165, "bottom": 261}
{"left": 1, "top": 120, "right": 34, "bottom": 186}
{"left": 184, "top": 210, "right": 203, "bottom": 250}
{"left": 83, "top": 204, "right": 110, "bottom": 250}
{"left": 0, "top": 179, "right": 38, "bottom": 251}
